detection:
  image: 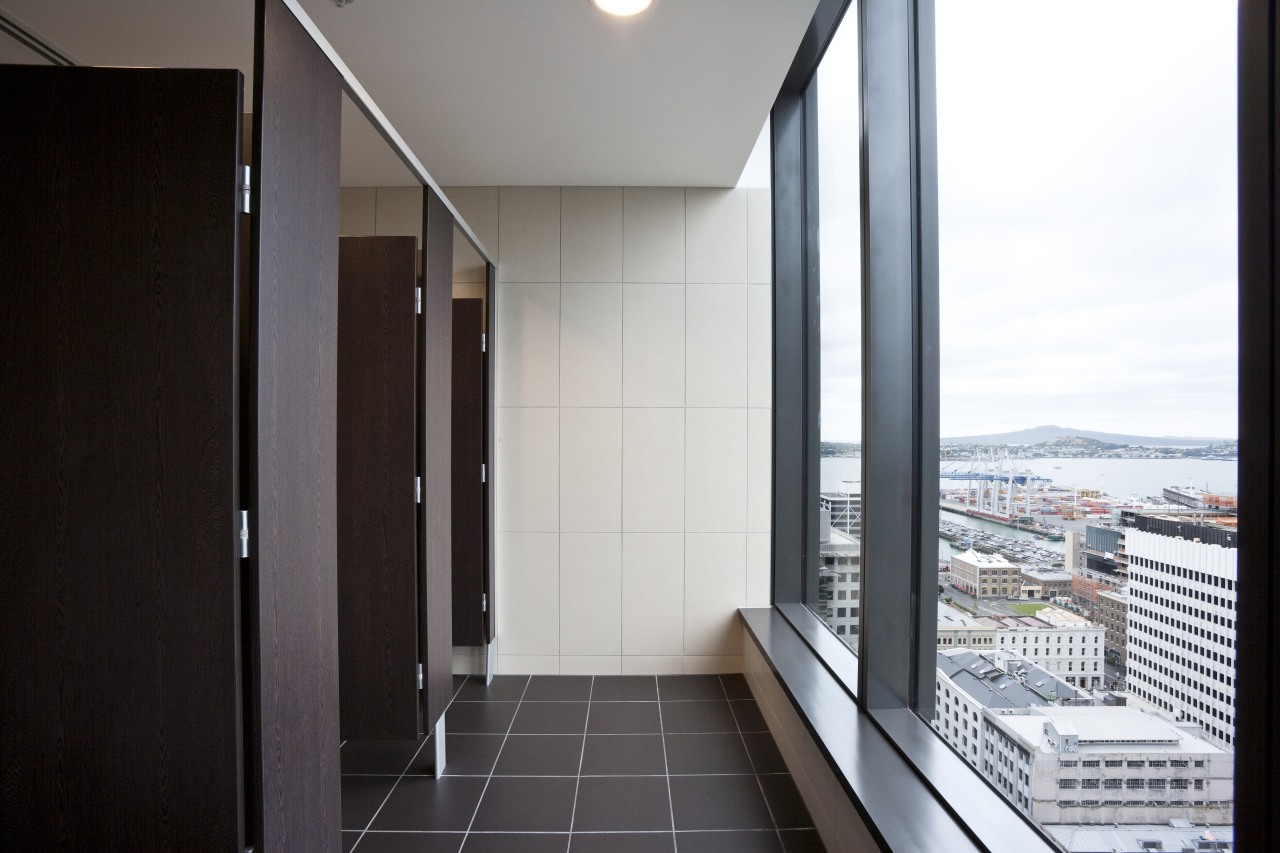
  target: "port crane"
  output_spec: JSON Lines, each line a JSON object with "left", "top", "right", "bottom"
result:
{"left": 939, "top": 449, "right": 1050, "bottom": 519}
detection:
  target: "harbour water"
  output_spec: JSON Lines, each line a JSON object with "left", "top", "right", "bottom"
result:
{"left": 820, "top": 455, "right": 1239, "bottom": 499}
{"left": 818, "top": 455, "right": 1239, "bottom": 565}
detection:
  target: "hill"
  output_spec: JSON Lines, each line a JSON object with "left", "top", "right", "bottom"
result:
{"left": 941, "top": 425, "right": 1230, "bottom": 448}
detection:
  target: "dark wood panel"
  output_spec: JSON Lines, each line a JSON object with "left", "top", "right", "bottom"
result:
{"left": 419, "top": 188, "right": 455, "bottom": 730}
{"left": 249, "top": 0, "right": 343, "bottom": 849}
{"left": 0, "top": 65, "right": 244, "bottom": 850}
{"left": 451, "top": 299, "right": 487, "bottom": 646}
{"left": 338, "top": 236, "right": 421, "bottom": 739}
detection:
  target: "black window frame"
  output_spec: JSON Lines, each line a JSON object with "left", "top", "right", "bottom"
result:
{"left": 769, "top": 0, "right": 1280, "bottom": 848}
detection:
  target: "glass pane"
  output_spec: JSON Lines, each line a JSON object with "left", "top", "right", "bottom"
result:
{"left": 933, "top": 0, "right": 1237, "bottom": 840}
{"left": 811, "top": 15, "right": 862, "bottom": 653}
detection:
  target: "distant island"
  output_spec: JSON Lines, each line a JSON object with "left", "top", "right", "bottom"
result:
{"left": 940, "top": 425, "right": 1231, "bottom": 448}
{"left": 820, "top": 426, "right": 1238, "bottom": 460}
{"left": 941, "top": 434, "right": 1237, "bottom": 461}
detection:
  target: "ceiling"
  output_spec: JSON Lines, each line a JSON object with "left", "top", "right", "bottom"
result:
{"left": 0, "top": 0, "right": 815, "bottom": 187}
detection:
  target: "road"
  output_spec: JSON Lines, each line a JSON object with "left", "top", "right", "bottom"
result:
{"left": 939, "top": 583, "right": 1027, "bottom": 619}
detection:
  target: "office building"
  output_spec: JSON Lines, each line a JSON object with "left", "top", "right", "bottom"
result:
{"left": 819, "top": 491, "right": 862, "bottom": 537}
{"left": 934, "top": 648, "right": 1084, "bottom": 768}
{"left": 950, "top": 548, "right": 1022, "bottom": 598}
{"left": 1097, "top": 588, "right": 1130, "bottom": 679}
{"left": 1019, "top": 567, "right": 1074, "bottom": 601}
{"left": 1125, "top": 515, "right": 1238, "bottom": 748}
{"left": 817, "top": 516, "right": 861, "bottom": 641}
{"left": 983, "top": 706, "right": 1233, "bottom": 827}
{"left": 977, "top": 611, "right": 1106, "bottom": 689}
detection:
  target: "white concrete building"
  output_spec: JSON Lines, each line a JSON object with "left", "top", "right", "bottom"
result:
{"left": 1125, "top": 516, "right": 1238, "bottom": 748}
{"left": 984, "top": 706, "right": 1232, "bottom": 826}
{"left": 934, "top": 648, "right": 1084, "bottom": 769}
{"left": 936, "top": 602, "right": 996, "bottom": 651}
{"left": 817, "top": 521, "right": 859, "bottom": 644}
{"left": 977, "top": 609, "right": 1106, "bottom": 689}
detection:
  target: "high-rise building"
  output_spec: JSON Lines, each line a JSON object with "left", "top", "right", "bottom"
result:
{"left": 1125, "top": 514, "right": 1238, "bottom": 748}
{"left": 817, "top": 515, "right": 860, "bottom": 641}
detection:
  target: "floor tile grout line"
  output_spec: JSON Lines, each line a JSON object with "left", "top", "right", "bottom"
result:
{"left": 721, "top": 674, "right": 789, "bottom": 851}
{"left": 655, "top": 675, "right": 679, "bottom": 852}
{"left": 565, "top": 675, "right": 595, "bottom": 849}
{"left": 347, "top": 714, "right": 438, "bottom": 851}
{"left": 461, "top": 674, "right": 533, "bottom": 846}
{"left": 347, "top": 682, "right": 467, "bottom": 852}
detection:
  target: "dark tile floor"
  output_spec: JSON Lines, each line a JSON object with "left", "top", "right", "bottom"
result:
{"left": 341, "top": 674, "right": 826, "bottom": 853}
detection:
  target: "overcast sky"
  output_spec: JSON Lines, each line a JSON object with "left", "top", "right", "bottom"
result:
{"left": 806, "top": 0, "right": 1238, "bottom": 442}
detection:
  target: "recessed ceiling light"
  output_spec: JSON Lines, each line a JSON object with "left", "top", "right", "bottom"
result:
{"left": 591, "top": 0, "right": 655, "bottom": 17}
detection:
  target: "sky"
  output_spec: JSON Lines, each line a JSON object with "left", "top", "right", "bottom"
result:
{"left": 804, "top": 0, "right": 1239, "bottom": 442}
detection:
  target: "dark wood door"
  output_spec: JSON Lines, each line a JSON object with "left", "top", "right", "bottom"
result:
{"left": 0, "top": 65, "right": 245, "bottom": 850}
{"left": 247, "top": 0, "right": 343, "bottom": 847}
{"left": 338, "top": 236, "right": 421, "bottom": 739}
{"left": 419, "top": 188, "right": 455, "bottom": 730}
{"left": 452, "top": 299, "right": 488, "bottom": 646}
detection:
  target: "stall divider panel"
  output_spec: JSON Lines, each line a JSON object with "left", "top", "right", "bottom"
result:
{"left": 248, "top": 0, "right": 343, "bottom": 848}
{"left": 451, "top": 298, "right": 488, "bottom": 647}
{"left": 0, "top": 66, "right": 246, "bottom": 850}
{"left": 484, "top": 263, "right": 498, "bottom": 646}
{"left": 419, "top": 187, "right": 455, "bottom": 731}
{"left": 337, "top": 237, "right": 421, "bottom": 739}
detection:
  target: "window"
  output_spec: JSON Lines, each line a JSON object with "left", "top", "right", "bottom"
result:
{"left": 767, "top": 0, "right": 1271, "bottom": 848}
{"left": 809, "top": 5, "right": 862, "bottom": 653}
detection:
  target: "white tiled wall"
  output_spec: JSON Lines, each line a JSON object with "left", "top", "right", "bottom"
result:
{"left": 448, "top": 185, "right": 772, "bottom": 675}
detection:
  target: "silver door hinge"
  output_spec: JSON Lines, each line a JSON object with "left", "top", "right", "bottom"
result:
{"left": 417, "top": 663, "right": 423, "bottom": 689}
{"left": 481, "top": 463, "right": 486, "bottom": 483}
{"left": 482, "top": 593, "right": 487, "bottom": 613}
{"left": 239, "top": 510, "right": 250, "bottom": 558}
{"left": 240, "top": 165, "right": 251, "bottom": 214}
{"left": 481, "top": 333, "right": 486, "bottom": 352}
{"left": 416, "top": 476, "right": 422, "bottom": 504}
{"left": 416, "top": 287, "right": 422, "bottom": 314}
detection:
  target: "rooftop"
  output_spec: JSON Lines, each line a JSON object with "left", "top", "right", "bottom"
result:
{"left": 937, "top": 602, "right": 987, "bottom": 630}
{"left": 952, "top": 548, "right": 1016, "bottom": 568}
{"left": 994, "top": 706, "right": 1228, "bottom": 755}
{"left": 1045, "top": 822, "right": 1233, "bottom": 853}
{"left": 937, "top": 649, "right": 1085, "bottom": 710}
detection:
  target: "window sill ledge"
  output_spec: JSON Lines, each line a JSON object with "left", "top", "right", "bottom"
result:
{"left": 739, "top": 606, "right": 1054, "bottom": 853}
